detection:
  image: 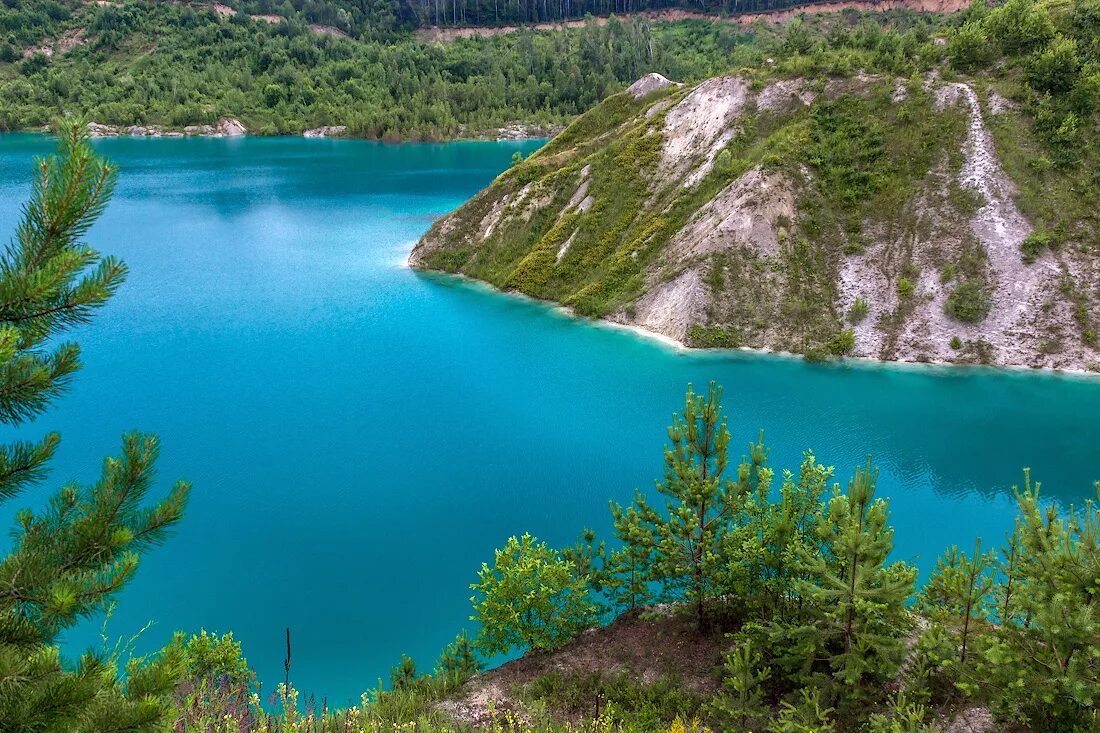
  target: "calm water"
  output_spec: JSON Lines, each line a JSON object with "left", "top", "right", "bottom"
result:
{"left": 0, "top": 134, "right": 1098, "bottom": 705}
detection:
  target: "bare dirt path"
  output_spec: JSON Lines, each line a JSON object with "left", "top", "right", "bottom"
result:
{"left": 416, "top": 0, "right": 969, "bottom": 42}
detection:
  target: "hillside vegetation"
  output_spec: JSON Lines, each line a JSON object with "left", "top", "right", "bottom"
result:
{"left": 0, "top": 0, "right": 964, "bottom": 136}
{"left": 411, "top": 0, "right": 1100, "bottom": 371}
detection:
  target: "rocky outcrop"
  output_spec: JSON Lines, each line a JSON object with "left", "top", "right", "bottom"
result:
{"left": 409, "top": 72, "right": 1100, "bottom": 373}
{"left": 625, "top": 73, "right": 677, "bottom": 99}
{"left": 87, "top": 117, "right": 247, "bottom": 138}
{"left": 303, "top": 125, "right": 348, "bottom": 138}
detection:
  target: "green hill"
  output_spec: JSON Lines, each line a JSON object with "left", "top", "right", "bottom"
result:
{"left": 411, "top": 0, "right": 1100, "bottom": 370}
{"left": 0, "top": 0, "right": 961, "bottom": 136}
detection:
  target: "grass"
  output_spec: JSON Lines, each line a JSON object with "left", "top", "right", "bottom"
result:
{"left": 520, "top": 671, "right": 708, "bottom": 731}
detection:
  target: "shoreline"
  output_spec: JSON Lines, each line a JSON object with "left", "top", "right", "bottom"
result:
{"left": 0, "top": 126, "right": 555, "bottom": 144}
{"left": 406, "top": 258, "right": 1100, "bottom": 382}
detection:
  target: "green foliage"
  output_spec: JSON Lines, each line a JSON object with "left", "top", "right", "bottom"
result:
{"left": 807, "top": 97, "right": 887, "bottom": 210}
{"left": 1029, "top": 34, "right": 1083, "bottom": 94}
{"left": 708, "top": 638, "right": 771, "bottom": 730}
{"left": 0, "top": 5, "right": 717, "bottom": 137}
{"left": 168, "top": 629, "right": 253, "bottom": 688}
{"left": 919, "top": 539, "right": 995, "bottom": 666}
{"left": 436, "top": 630, "right": 481, "bottom": 681}
{"left": 897, "top": 277, "right": 914, "bottom": 300}
{"left": 606, "top": 506, "right": 655, "bottom": 613}
{"left": 1020, "top": 228, "right": 1055, "bottom": 263}
{"left": 686, "top": 324, "right": 741, "bottom": 348}
{"left": 950, "top": 336, "right": 962, "bottom": 350}
{"left": 976, "top": 473, "right": 1100, "bottom": 730}
{"left": 470, "top": 532, "right": 597, "bottom": 655}
{"left": 847, "top": 298, "right": 869, "bottom": 324}
{"left": 609, "top": 382, "right": 767, "bottom": 628}
{"left": 985, "top": 0, "right": 1056, "bottom": 56}
{"left": 829, "top": 328, "right": 856, "bottom": 356}
{"left": 390, "top": 653, "right": 418, "bottom": 689}
{"left": 948, "top": 20, "right": 996, "bottom": 71}
{"left": 166, "top": 630, "right": 258, "bottom": 732}
{"left": 792, "top": 459, "right": 917, "bottom": 692}
{"left": 524, "top": 670, "right": 706, "bottom": 730}
{"left": 944, "top": 281, "right": 992, "bottom": 323}
{"left": 768, "top": 688, "right": 836, "bottom": 733}
{"left": 0, "top": 122, "right": 189, "bottom": 733}
{"left": 866, "top": 693, "right": 943, "bottom": 733}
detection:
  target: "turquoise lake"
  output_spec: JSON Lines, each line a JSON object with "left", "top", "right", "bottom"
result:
{"left": 0, "top": 133, "right": 1098, "bottom": 706}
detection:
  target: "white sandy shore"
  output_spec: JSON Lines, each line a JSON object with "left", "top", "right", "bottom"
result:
{"left": 400, "top": 249, "right": 1098, "bottom": 381}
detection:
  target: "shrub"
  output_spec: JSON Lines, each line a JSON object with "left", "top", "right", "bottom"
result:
{"left": 948, "top": 21, "right": 996, "bottom": 71}
{"left": 686, "top": 324, "right": 741, "bottom": 348}
{"left": 470, "top": 533, "right": 597, "bottom": 656}
{"left": 945, "top": 281, "right": 992, "bottom": 323}
{"left": 985, "top": 0, "right": 1055, "bottom": 56}
{"left": 897, "top": 277, "right": 914, "bottom": 300}
{"left": 1028, "top": 35, "right": 1082, "bottom": 95}
{"left": 1020, "top": 229, "right": 1055, "bottom": 263}
{"left": 848, "top": 298, "right": 869, "bottom": 324}
{"left": 830, "top": 328, "right": 856, "bottom": 356}
{"left": 950, "top": 336, "right": 963, "bottom": 350}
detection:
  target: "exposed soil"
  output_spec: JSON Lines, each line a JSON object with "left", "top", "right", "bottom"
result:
{"left": 440, "top": 609, "right": 722, "bottom": 728}
{"left": 659, "top": 76, "right": 749, "bottom": 185}
{"left": 438, "top": 607, "right": 998, "bottom": 731}
{"left": 23, "top": 27, "right": 85, "bottom": 59}
{"left": 626, "top": 72, "right": 678, "bottom": 99}
{"left": 416, "top": 0, "right": 971, "bottom": 43}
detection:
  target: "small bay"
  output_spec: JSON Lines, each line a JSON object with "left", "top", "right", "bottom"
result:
{"left": 0, "top": 134, "right": 1097, "bottom": 706}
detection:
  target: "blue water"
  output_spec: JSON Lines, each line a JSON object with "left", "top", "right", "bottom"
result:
{"left": 0, "top": 134, "right": 1098, "bottom": 706}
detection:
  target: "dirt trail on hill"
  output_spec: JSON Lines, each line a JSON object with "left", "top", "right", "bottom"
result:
{"left": 417, "top": 0, "right": 969, "bottom": 42}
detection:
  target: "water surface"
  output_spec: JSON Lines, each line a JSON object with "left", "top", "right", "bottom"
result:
{"left": 0, "top": 134, "right": 1097, "bottom": 705}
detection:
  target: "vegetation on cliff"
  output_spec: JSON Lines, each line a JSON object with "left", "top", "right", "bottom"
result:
{"left": 411, "top": 0, "right": 1100, "bottom": 371}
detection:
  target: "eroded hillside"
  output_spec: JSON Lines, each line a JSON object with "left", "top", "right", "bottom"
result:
{"left": 410, "top": 70, "right": 1100, "bottom": 372}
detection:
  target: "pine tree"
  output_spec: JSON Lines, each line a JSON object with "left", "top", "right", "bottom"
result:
{"left": 709, "top": 637, "right": 772, "bottom": 730}
{"left": 436, "top": 630, "right": 480, "bottom": 680}
{"left": 561, "top": 526, "right": 608, "bottom": 610}
{"left": 610, "top": 382, "right": 758, "bottom": 628}
{"left": 606, "top": 502, "right": 653, "bottom": 613}
{"left": 795, "top": 458, "right": 917, "bottom": 691}
{"left": 390, "top": 654, "right": 418, "bottom": 689}
{"left": 991, "top": 522, "right": 1022, "bottom": 627}
{"left": 0, "top": 122, "right": 190, "bottom": 732}
{"left": 919, "top": 538, "right": 995, "bottom": 665}
{"left": 747, "top": 450, "right": 830, "bottom": 620}
{"left": 979, "top": 471, "right": 1100, "bottom": 729}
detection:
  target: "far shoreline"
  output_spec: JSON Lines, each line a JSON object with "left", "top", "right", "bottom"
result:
{"left": 407, "top": 260, "right": 1100, "bottom": 383}
{"left": 0, "top": 126, "right": 556, "bottom": 145}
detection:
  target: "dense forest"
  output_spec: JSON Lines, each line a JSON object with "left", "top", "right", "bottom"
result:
{"left": 2, "top": 122, "right": 1097, "bottom": 733}
{"left": 192, "top": 0, "right": 899, "bottom": 36}
{"left": 0, "top": 0, "right": 954, "bottom": 137}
